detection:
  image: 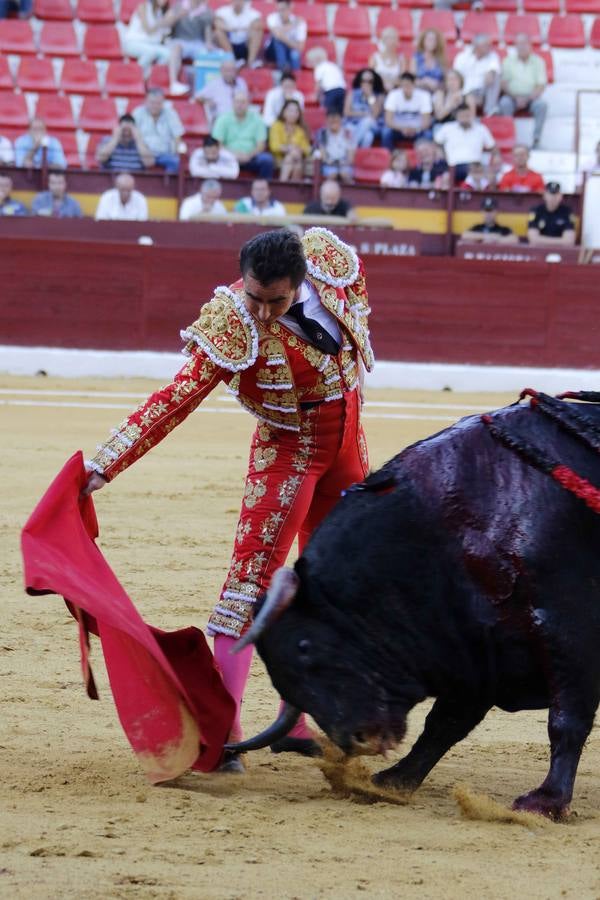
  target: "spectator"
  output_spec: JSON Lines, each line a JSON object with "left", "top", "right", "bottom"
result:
{"left": 265, "top": 0, "right": 307, "bottom": 72}
{"left": 95, "top": 173, "right": 149, "bottom": 221}
{"left": 486, "top": 146, "right": 510, "bottom": 188}
{"left": 167, "top": 0, "right": 215, "bottom": 95}
{"left": 453, "top": 34, "right": 501, "bottom": 117}
{"left": 262, "top": 71, "right": 305, "bottom": 128}
{"left": 15, "top": 119, "right": 66, "bottom": 169}
{"left": 212, "top": 89, "right": 274, "bottom": 178}
{"left": 380, "top": 149, "right": 409, "bottom": 188}
{"left": 269, "top": 99, "right": 311, "bottom": 181}
{"left": 382, "top": 72, "right": 433, "bottom": 150}
{"left": 434, "top": 103, "right": 495, "bottom": 183}
{"left": 500, "top": 35, "right": 547, "bottom": 149}
{"left": 461, "top": 196, "right": 518, "bottom": 243}
{"left": 308, "top": 47, "right": 346, "bottom": 116}
{"left": 96, "top": 114, "right": 155, "bottom": 171}
{"left": 303, "top": 178, "right": 356, "bottom": 220}
{"left": 370, "top": 27, "right": 407, "bottom": 94}
{"left": 195, "top": 58, "right": 248, "bottom": 124}
{"left": 0, "top": 0, "right": 32, "bottom": 16}
{"left": 407, "top": 138, "right": 449, "bottom": 188}
{"left": 315, "top": 111, "right": 355, "bottom": 184}
{"left": 0, "top": 135, "right": 14, "bottom": 165}
{"left": 459, "top": 161, "right": 489, "bottom": 191}
{"left": 189, "top": 135, "right": 240, "bottom": 178}
{"left": 0, "top": 173, "right": 27, "bottom": 216}
{"left": 433, "top": 69, "right": 475, "bottom": 125}
{"left": 180, "top": 178, "right": 227, "bottom": 219}
{"left": 31, "top": 171, "right": 82, "bottom": 218}
{"left": 343, "top": 69, "right": 385, "bottom": 149}
{"left": 233, "top": 178, "right": 286, "bottom": 215}
{"left": 133, "top": 88, "right": 184, "bottom": 174}
{"left": 213, "top": 0, "right": 263, "bottom": 68}
{"left": 527, "top": 182, "right": 575, "bottom": 247}
{"left": 123, "top": 0, "right": 173, "bottom": 74}
{"left": 410, "top": 28, "right": 447, "bottom": 94}
{"left": 498, "top": 144, "right": 545, "bottom": 193}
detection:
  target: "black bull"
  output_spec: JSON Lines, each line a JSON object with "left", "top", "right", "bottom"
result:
{"left": 229, "top": 391, "right": 600, "bottom": 819}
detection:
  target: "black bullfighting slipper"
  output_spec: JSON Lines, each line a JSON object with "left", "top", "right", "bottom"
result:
{"left": 218, "top": 751, "right": 246, "bottom": 774}
{"left": 270, "top": 737, "right": 323, "bottom": 757}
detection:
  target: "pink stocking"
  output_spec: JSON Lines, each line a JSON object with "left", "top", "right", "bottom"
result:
{"left": 277, "top": 700, "right": 313, "bottom": 740}
{"left": 213, "top": 634, "right": 253, "bottom": 742}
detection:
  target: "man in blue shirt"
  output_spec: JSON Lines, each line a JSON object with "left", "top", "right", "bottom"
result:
{"left": 14, "top": 119, "right": 67, "bottom": 170}
{"left": 0, "top": 173, "right": 28, "bottom": 216}
{"left": 31, "top": 171, "right": 83, "bottom": 218}
{"left": 96, "top": 115, "right": 155, "bottom": 172}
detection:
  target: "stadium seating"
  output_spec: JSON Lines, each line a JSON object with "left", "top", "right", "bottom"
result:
{"left": 17, "top": 57, "right": 57, "bottom": 93}
{"left": 83, "top": 24, "right": 123, "bottom": 59}
{"left": 547, "top": 14, "right": 586, "bottom": 47}
{"left": 241, "top": 67, "right": 274, "bottom": 104}
{"left": 376, "top": 9, "right": 414, "bottom": 42}
{"left": 35, "top": 95, "right": 76, "bottom": 130}
{"left": 294, "top": 3, "right": 328, "bottom": 36}
{"left": 341, "top": 40, "right": 378, "bottom": 75}
{"left": 105, "top": 61, "right": 146, "bottom": 97}
{"left": 591, "top": 17, "right": 600, "bottom": 49}
{"left": 566, "top": 0, "right": 600, "bottom": 11}
{"left": 303, "top": 105, "right": 326, "bottom": 134}
{"left": 524, "top": 0, "right": 560, "bottom": 12}
{"left": 482, "top": 115, "right": 516, "bottom": 155}
{"left": 333, "top": 7, "right": 372, "bottom": 40}
{"left": 0, "top": 92, "right": 29, "bottom": 129}
{"left": 171, "top": 101, "right": 209, "bottom": 137}
{"left": 483, "top": 0, "right": 518, "bottom": 12}
{"left": 354, "top": 147, "right": 391, "bottom": 184}
{"left": 59, "top": 131, "right": 82, "bottom": 167}
{"left": 39, "top": 22, "right": 80, "bottom": 56}
{"left": 503, "top": 14, "right": 542, "bottom": 45}
{"left": 79, "top": 96, "right": 119, "bottom": 132}
{"left": 0, "top": 20, "right": 36, "bottom": 55}
{"left": 418, "top": 10, "right": 457, "bottom": 44}
{"left": 461, "top": 11, "right": 501, "bottom": 44}
{"left": 34, "top": 0, "right": 73, "bottom": 19}
{"left": 60, "top": 58, "right": 102, "bottom": 94}
{"left": 0, "top": 57, "right": 13, "bottom": 91}
{"left": 119, "top": 0, "right": 139, "bottom": 24}
{"left": 294, "top": 69, "right": 318, "bottom": 106}
{"left": 398, "top": 0, "right": 434, "bottom": 9}
{"left": 77, "top": 0, "right": 116, "bottom": 23}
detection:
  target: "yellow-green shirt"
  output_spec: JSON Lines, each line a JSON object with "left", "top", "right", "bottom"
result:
{"left": 501, "top": 53, "right": 547, "bottom": 96}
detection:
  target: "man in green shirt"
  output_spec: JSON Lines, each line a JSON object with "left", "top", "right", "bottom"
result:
{"left": 499, "top": 34, "right": 547, "bottom": 147}
{"left": 212, "top": 90, "right": 274, "bottom": 178}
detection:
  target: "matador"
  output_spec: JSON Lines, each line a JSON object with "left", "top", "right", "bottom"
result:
{"left": 83, "top": 227, "right": 375, "bottom": 772}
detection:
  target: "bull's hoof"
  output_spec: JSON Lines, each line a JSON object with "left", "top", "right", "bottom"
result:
{"left": 270, "top": 737, "right": 323, "bottom": 757}
{"left": 512, "top": 789, "right": 569, "bottom": 821}
{"left": 372, "top": 766, "right": 419, "bottom": 794}
{"left": 218, "top": 751, "right": 246, "bottom": 774}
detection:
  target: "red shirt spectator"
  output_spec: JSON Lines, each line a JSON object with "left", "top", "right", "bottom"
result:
{"left": 499, "top": 144, "right": 545, "bottom": 193}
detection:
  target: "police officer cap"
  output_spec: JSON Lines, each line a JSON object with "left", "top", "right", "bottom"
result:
{"left": 545, "top": 181, "right": 561, "bottom": 194}
{"left": 481, "top": 197, "right": 497, "bottom": 211}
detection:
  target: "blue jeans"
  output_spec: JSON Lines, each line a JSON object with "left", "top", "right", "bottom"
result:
{"left": 323, "top": 88, "right": 345, "bottom": 116}
{"left": 240, "top": 152, "right": 274, "bottom": 179}
{"left": 0, "top": 0, "right": 32, "bottom": 15}
{"left": 381, "top": 126, "right": 432, "bottom": 150}
{"left": 265, "top": 38, "right": 301, "bottom": 71}
{"left": 154, "top": 153, "right": 180, "bottom": 174}
{"left": 347, "top": 116, "right": 381, "bottom": 148}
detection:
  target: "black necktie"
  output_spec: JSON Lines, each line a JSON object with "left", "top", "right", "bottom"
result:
{"left": 286, "top": 303, "right": 340, "bottom": 355}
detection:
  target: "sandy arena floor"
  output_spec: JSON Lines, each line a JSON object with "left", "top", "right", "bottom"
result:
{"left": 1, "top": 375, "right": 599, "bottom": 900}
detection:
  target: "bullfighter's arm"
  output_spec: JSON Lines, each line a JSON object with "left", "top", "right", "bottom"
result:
{"left": 85, "top": 349, "right": 223, "bottom": 485}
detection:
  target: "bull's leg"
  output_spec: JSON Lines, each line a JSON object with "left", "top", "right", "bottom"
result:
{"left": 512, "top": 697, "right": 597, "bottom": 820}
{"left": 373, "top": 696, "right": 489, "bottom": 792}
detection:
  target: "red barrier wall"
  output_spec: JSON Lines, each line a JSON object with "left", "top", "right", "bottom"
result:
{"left": 1, "top": 236, "right": 598, "bottom": 369}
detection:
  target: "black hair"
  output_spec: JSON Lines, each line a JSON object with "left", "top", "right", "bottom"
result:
{"left": 119, "top": 114, "right": 135, "bottom": 124}
{"left": 204, "top": 135, "right": 219, "bottom": 147}
{"left": 280, "top": 70, "right": 296, "bottom": 82}
{"left": 352, "top": 68, "right": 384, "bottom": 94}
{"left": 455, "top": 102, "right": 471, "bottom": 113}
{"left": 239, "top": 229, "right": 307, "bottom": 288}
{"left": 400, "top": 71, "right": 416, "bottom": 82}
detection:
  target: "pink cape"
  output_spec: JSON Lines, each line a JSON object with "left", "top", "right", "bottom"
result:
{"left": 21, "top": 452, "right": 235, "bottom": 783}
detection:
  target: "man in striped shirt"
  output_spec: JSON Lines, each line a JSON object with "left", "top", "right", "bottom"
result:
{"left": 96, "top": 115, "right": 155, "bottom": 172}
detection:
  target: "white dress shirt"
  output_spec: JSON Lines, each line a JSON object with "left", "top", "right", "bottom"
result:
{"left": 95, "top": 188, "right": 149, "bottom": 221}
{"left": 280, "top": 279, "right": 342, "bottom": 347}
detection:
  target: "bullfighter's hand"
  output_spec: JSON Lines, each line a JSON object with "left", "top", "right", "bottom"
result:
{"left": 81, "top": 470, "right": 107, "bottom": 497}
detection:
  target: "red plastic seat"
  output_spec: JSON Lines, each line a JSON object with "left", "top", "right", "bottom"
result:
{"left": 0, "top": 92, "right": 29, "bottom": 129}
{"left": 567, "top": 0, "right": 600, "bottom": 11}
{"left": 35, "top": 95, "right": 76, "bottom": 130}
{"left": 79, "top": 95, "right": 119, "bottom": 131}
{"left": 171, "top": 100, "right": 209, "bottom": 137}
{"left": 83, "top": 24, "right": 123, "bottom": 59}
{"left": 34, "top": 0, "right": 73, "bottom": 19}
{"left": 354, "top": 147, "right": 391, "bottom": 184}
{"left": 398, "top": 0, "right": 433, "bottom": 9}
{"left": 482, "top": 0, "right": 517, "bottom": 11}
{"left": 591, "top": 16, "right": 600, "bottom": 48}
{"left": 332, "top": 7, "right": 371, "bottom": 40}
{"left": 418, "top": 10, "right": 457, "bottom": 44}
{"left": 293, "top": 3, "right": 327, "bottom": 37}
{"left": 119, "top": 0, "right": 138, "bottom": 23}
{"left": 105, "top": 60, "right": 145, "bottom": 96}
{"left": 84, "top": 130, "right": 106, "bottom": 167}
{"left": 77, "top": 0, "right": 115, "bottom": 22}
{"left": 547, "top": 14, "right": 585, "bottom": 46}
{"left": 58, "top": 130, "right": 81, "bottom": 167}
{"left": 538, "top": 48, "right": 554, "bottom": 82}
{"left": 39, "top": 22, "right": 80, "bottom": 55}
{"left": 60, "top": 59, "right": 101, "bottom": 93}
{"left": 503, "top": 14, "right": 542, "bottom": 45}
{"left": 482, "top": 116, "right": 515, "bottom": 154}
{"left": 147, "top": 63, "right": 186, "bottom": 98}
{"left": 0, "top": 57, "right": 14, "bottom": 91}
{"left": 302, "top": 37, "right": 336, "bottom": 68}
{"left": 0, "top": 20, "right": 37, "bottom": 55}
{"left": 524, "top": 0, "right": 560, "bottom": 11}
{"left": 239, "top": 67, "right": 273, "bottom": 104}
{"left": 17, "top": 57, "right": 57, "bottom": 92}
{"left": 341, "top": 40, "right": 378, "bottom": 75}
{"left": 302, "top": 105, "right": 325, "bottom": 135}
{"left": 376, "top": 9, "right": 413, "bottom": 42}
{"left": 461, "top": 11, "right": 500, "bottom": 43}
{"left": 293, "top": 68, "right": 318, "bottom": 106}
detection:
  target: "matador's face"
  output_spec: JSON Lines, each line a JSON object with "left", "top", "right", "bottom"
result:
{"left": 243, "top": 272, "right": 299, "bottom": 327}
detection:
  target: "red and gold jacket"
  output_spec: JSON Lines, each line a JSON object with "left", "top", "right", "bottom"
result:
{"left": 90, "top": 228, "right": 374, "bottom": 481}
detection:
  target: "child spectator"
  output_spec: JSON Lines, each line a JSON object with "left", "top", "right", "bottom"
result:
{"left": 433, "top": 70, "right": 474, "bottom": 125}
{"left": 308, "top": 47, "right": 346, "bottom": 116}
{"left": 123, "top": 0, "right": 174, "bottom": 74}
{"left": 189, "top": 135, "right": 240, "bottom": 178}
{"left": 15, "top": 119, "right": 66, "bottom": 169}
{"left": 382, "top": 72, "right": 433, "bottom": 150}
{"left": 234, "top": 178, "right": 287, "bottom": 215}
{"left": 213, "top": 0, "right": 263, "bottom": 69}
{"left": 498, "top": 144, "right": 545, "bottom": 193}
{"left": 411, "top": 29, "right": 447, "bottom": 93}
{"left": 265, "top": 0, "right": 307, "bottom": 72}
{"left": 343, "top": 69, "right": 385, "bottom": 149}
{"left": 315, "top": 110, "right": 356, "bottom": 184}
{"left": 262, "top": 71, "right": 305, "bottom": 127}
{"left": 0, "top": 173, "right": 27, "bottom": 216}
{"left": 370, "top": 27, "right": 407, "bottom": 93}
{"left": 95, "top": 173, "right": 148, "bottom": 221}
{"left": 31, "top": 171, "right": 82, "bottom": 218}
{"left": 179, "top": 178, "right": 227, "bottom": 218}
{"left": 269, "top": 100, "right": 311, "bottom": 181}
{"left": 459, "top": 161, "right": 489, "bottom": 191}
{"left": 380, "top": 149, "right": 409, "bottom": 188}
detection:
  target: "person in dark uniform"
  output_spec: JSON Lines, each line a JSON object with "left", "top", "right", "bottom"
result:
{"left": 527, "top": 181, "right": 575, "bottom": 247}
{"left": 461, "top": 196, "right": 518, "bottom": 243}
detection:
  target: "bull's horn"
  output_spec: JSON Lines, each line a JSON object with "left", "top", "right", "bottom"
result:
{"left": 224, "top": 703, "right": 302, "bottom": 753}
{"left": 231, "top": 566, "right": 299, "bottom": 654}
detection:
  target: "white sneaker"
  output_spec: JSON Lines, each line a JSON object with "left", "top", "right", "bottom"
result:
{"left": 170, "top": 81, "right": 190, "bottom": 96}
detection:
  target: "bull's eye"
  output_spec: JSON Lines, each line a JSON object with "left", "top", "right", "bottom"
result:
{"left": 298, "top": 638, "right": 311, "bottom": 656}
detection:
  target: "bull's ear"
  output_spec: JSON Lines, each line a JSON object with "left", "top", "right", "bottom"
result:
{"left": 346, "top": 469, "right": 396, "bottom": 495}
